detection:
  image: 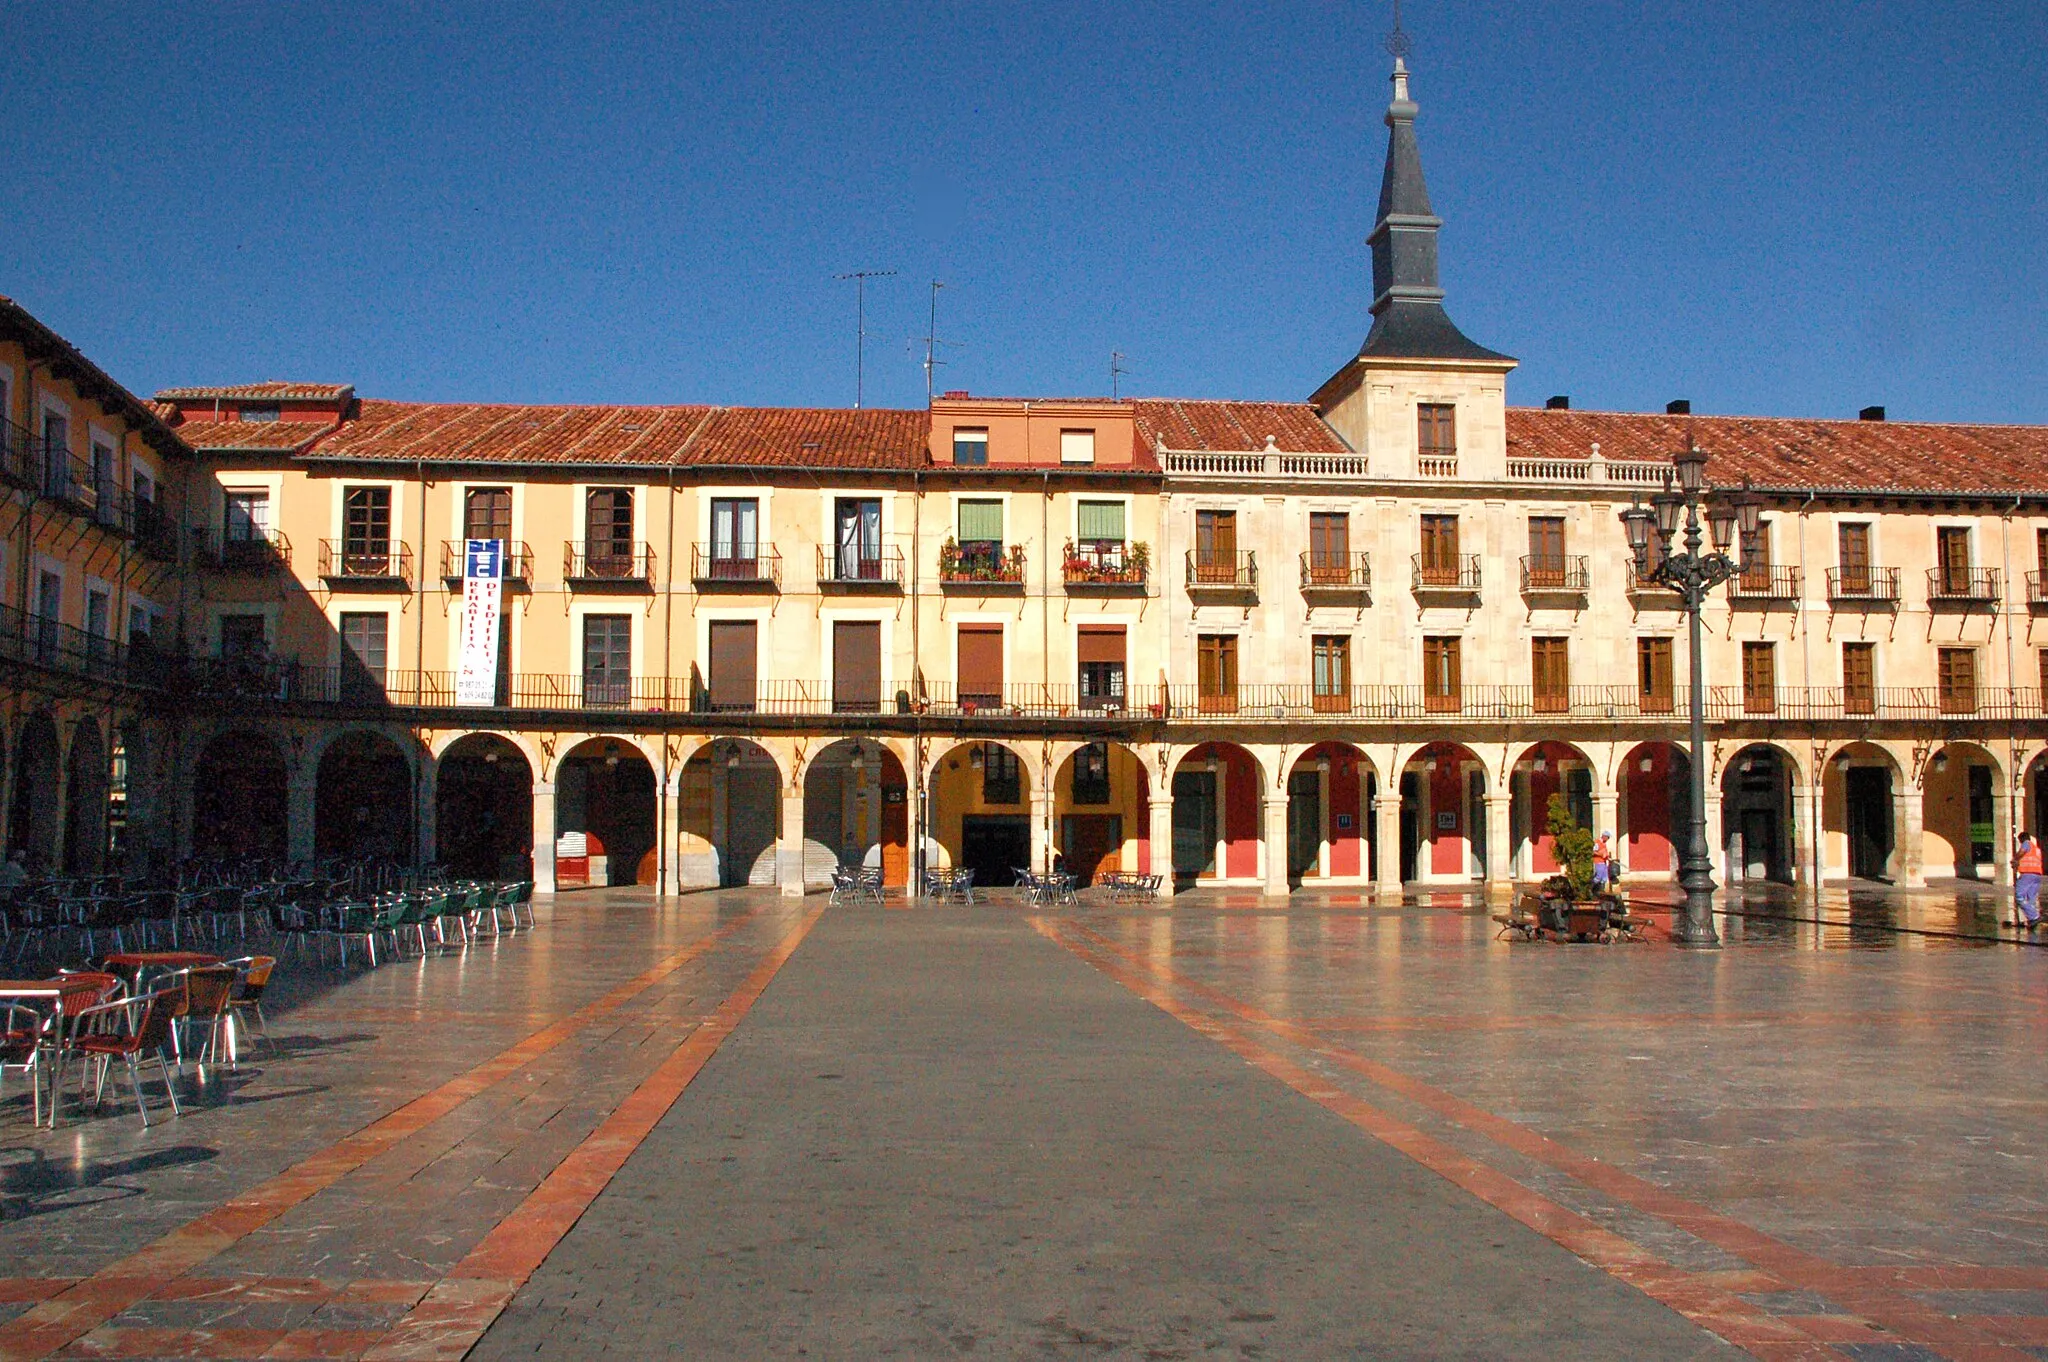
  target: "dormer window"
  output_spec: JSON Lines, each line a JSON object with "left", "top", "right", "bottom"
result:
{"left": 240, "top": 404, "right": 281, "bottom": 423}
{"left": 952, "top": 428, "right": 988, "bottom": 466}
{"left": 1060, "top": 429, "right": 1095, "bottom": 465}
{"left": 1418, "top": 404, "right": 1456, "bottom": 459}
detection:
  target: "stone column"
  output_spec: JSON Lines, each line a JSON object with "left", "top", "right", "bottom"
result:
{"left": 1375, "top": 785, "right": 1403, "bottom": 894}
{"left": 531, "top": 782, "right": 556, "bottom": 893}
{"left": 1149, "top": 793, "right": 1174, "bottom": 899}
{"left": 288, "top": 771, "right": 318, "bottom": 868}
{"left": 660, "top": 773, "right": 683, "bottom": 896}
{"left": 416, "top": 758, "right": 438, "bottom": 871}
{"left": 1899, "top": 787, "right": 1927, "bottom": 887}
{"left": 1484, "top": 793, "right": 1513, "bottom": 890}
{"left": 1993, "top": 785, "right": 2014, "bottom": 886}
{"left": 1263, "top": 794, "right": 1290, "bottom": 897}
{"left": 1029, "top": 792, "right": 1051, "bottom": 875}
{"left": 1703, "top": 792, "right": 1727, "bottom": 881}
{"left": 778, "top": 790, "right": 807, "bottom": 897}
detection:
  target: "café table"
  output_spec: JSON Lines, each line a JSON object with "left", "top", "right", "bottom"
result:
{"left": 0, "top": 976, "right": 106, "bottom": 1128}
{"left": 102, "top": 951, "right": 222, "bottom": 991}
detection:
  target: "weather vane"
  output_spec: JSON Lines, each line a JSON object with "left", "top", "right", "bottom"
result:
{"left": 1384, "top": 0, "right": 1412, "bottom": 60}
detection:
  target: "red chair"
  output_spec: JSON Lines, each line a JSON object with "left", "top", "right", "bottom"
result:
{"left": 51, "top": 988, "right": 183, "bottom": 1128}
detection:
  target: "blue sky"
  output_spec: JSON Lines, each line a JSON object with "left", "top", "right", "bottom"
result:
{"left": 1, "top": 1, "right": 2042, "bottom": 422}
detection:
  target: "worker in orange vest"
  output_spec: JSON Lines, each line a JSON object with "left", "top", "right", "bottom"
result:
{"left": 1591, "top": 832, "right": 1614, "bottom": 893}
{"left": 2014, "top": 832, "right": 2043, "bottom": 929}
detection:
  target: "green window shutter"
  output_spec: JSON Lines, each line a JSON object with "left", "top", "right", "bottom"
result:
{"left": 957, "top": 500, "right": 1005, "bottom": 542}
{"left": 1077, "top": 501, "right": 1125, "bottom": 541}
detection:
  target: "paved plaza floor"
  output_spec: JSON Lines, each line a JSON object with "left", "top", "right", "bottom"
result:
{"left": 1, "top": 882, "right": 2044, "bottom": 1359}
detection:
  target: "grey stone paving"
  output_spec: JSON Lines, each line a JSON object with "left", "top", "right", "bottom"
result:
{"left": 475, "top": 906, "right": 1728, "bottom": 1359}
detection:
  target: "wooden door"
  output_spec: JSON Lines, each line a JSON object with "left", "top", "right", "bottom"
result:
{"left": 1424, "top": 636, "right": 1461, "bottom": 712}
{"left": 1195, "top": 510, "right": 1236, "bottom": 582}
{"left": 1197, "top": 635, "right": 1237, "bottom": 712}
{"left": 957, "top": 624, "right": 1003, "bottom": 708}
{"left": 586, "top": 489, "right": 634, "bottom": 573}
{"left": 1742, "top": 642, "right": 1776, "bottom": 713}
{"left": 1420, "top": 515, "right": 1459, "bottom": 583}
{"left": 1638, "top": 637, "right": 1674, "bottom": 713}
{"left": 833, "top": 621, "right": 881, "bottom": 712}
{"left": 1837, "top": 523, "right": 1870, "bottom": 594}
{"left": 1938, "top": 527, "right": 1971, "bottom": 595}
{"left": 707, "top": 620, "right": 757, "bottom": 711}
{"left": 1843, "top": 642, "right": 1875, "bottom": 714}
{"left": 1531, "top": 637, "right": 1569, "bottom": 712}
{"left": 1527, "top": 517, "right": 1565, "bottom": 585}
{"left": 1309, "top": 512, "right": 1349, "bottom": 580}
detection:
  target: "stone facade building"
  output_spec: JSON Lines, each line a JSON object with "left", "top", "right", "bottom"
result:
{"left": 8, "top": 56, "right": 2048, "bottom": 899}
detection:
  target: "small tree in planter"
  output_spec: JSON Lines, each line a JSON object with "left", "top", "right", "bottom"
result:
{"left": 1542, "top": 792, "right": 1597, "bottom": 902}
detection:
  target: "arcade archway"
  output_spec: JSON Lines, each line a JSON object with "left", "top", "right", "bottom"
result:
{"left": 1923, "top": 741, "right": 2002, "bottom": 881}
{"left": 555, "top": 737, "right": 657, "bottom": 887}
{"left": 436, "top": 734, "right": 535, "bottom": 880}
{"left": 1170, "top": 743, "right": 1263, "bottom": 885}
{"left": 1508, "top": 741, "right": 1592, "bottom": 879}
{"left": 1398, "top": 741, "right": 1487, "bottom": 883}
{"left": 803, "top": 739, "right": 909, "bottom": 887}
{"left": 1283, "top": 743, "right": 1373, "bottom": 887}
{"left": 1054, "top": 741, "right": 1150, "bottom": 885}
{"left": 6, "top": 715, "right": 60, "bottom": 871}
{"left": 1618, "top": 741, "right": 1689, "bottom": 878}
{"left": 928, "top": 741, "right": 1032, "bottom": 887}
{"left": 316, "top": 730, "right": 416, "bottom": 863}
{"left": 190, "top": 729, "right": 290, "bottom": 862}
{"left": 1721, "top": 743, "right": 1797, "bottom": 884}
{"left": 62, "top": 720, "right": 107, "bottom": 875}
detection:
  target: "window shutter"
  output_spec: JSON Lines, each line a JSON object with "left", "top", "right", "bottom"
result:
{"left": 957, "top": 625, "right": 1003, "bottom": 700}
{"left": 1076, "top": 625, "right": 1126, "bottom": 664}
{"left": 1077, "top": 501, "right": 1125, "bottom": 542}
{"left": 957, "top": 500, "right": 1004, "bottom": 543}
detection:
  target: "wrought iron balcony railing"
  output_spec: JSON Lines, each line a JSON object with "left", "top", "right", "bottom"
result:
{"left": 318, "top": 540, "right": 413, "bottom": 586}
{"left": 198, "top": 527, "right": 293, "bottom": 573}
{"left": 1826, "top": 566, "right": 1900, "bottom": 603}
{"left": 1519, "top": 554, "right": 1589, "bottom": 594}
{"left": 691, "top": 544, "right": 783, "bottom": 588}
{"left": 1299, "top": 551, "right": 1371, "bottom": 593}
{"left": 440, "top": 540, "right": 533, "bottom": 584}
{"left": 1186, "top": 550, "right": 1257, "bottom": 591}
{"left": 565, "top": 542, "right": 655, "bottom": 588}
{"left": 1926, "top": 566, "right": 2000, "bottom": 604}
{"left": 1062, "top": 542, "right": 1149, "bottom": 590}
{"left": 816, "top": 545, "right": 904, "bottom": 588}
{"left": 1729, "top": 564, "right": 1802, "bottom": 601}
{"left": 1411, "top": 554, "right": 1481, "bottom": 593}
{"left": 937, "top": 542, "right": 1024, "bottom": 588}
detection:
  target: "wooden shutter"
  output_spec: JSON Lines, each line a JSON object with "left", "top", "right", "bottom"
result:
{"left": 1638, "top": 637, "right": 1674, "bottom": 713}
{"left": 1077, "top": 501, "right": 1125, "bottom": 542}
{"left": 587, "top": 489, "right": 634, "bottom": 569}
{"left": 1313, "top": 636, "right": 1350, "bottom": 712}
{"left": 1308, "top": 512, "right": 1348, "bottom": 575}
{"left": 1420, "top": 515, "right": 1458, "bottom": 580}
{"left": 833, "top": 621, "right": 881, "bottom": 712}
{"left": 707, "top": 620, "right": 756, "bottom": 711}
{"left": 464, "top": 488, "right": 512, "bottom": 543}
{"left": 957, "top": 624, "right": 1003, "bottom": 705}
{"left": 1077, "top": 625, "right": 1126, "bottom": 664}
{"left": 1424, "top": 636, "right": 1460, "bottom": 711}
{"left": 1939, "top": 647, "right": 1976, "bottom": 713}
{"left": 2037, "top": 529, "right": 2048, "bottom": 577}
{"left": 1197, "top": 635, "right": 1237, "bottom": 712}
{"left": 1743, "top": 642, "right": 1776, "bottom": 713}
{"left": 343, "top": 487, "right": 391, "bottom": 569}
{"left": 340, "top": 612, "right": 387, "bottom": 687}
{"left": 1843, "top": 642, "right": 1875, "bottom": 714}
{"left": 1938, "top": 527, "right": 1971, "bottom": 594}
{"left": 1418, "top": 404, "right": 1456, "bottom": 457}
{"left": 1838, "top": 523, "right": 1870, "bottom": 593}
{"left": 1528, "top": 517, "right": 1564, "bottom": 563}
{"left": 1532, "top": 637, "right": 1569, "bottom": 711}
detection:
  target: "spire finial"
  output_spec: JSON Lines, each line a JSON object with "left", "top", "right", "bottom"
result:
{"left": 1384, "top": 0, "right": 1412, "bottom": 61}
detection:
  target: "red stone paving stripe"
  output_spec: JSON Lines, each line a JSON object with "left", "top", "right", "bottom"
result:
{"left": 1029, "top": 917, "right": 1837, "bottom": 1362}
{"left": 55, "top": 1326, "right": 299, "bottom": 1358}
{"left": 357, "top": 900, "right": 830, "bottom": 1362}
{"left": 0, "top": 905, "right": 773, "bottom": 1362}
{"left": 0, "top": 1287, "right": 72, "bottom": 1307}
{"left": 1055, "top": 918, "right": 2040, "bottom": 1362}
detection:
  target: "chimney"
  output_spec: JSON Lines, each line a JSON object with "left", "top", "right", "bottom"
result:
{"left": 1666, "top": 399, "right": 1691, "bottom": 416}
{"left": 1545, "top": 395, "right": 1570, "bottom": 410}
{"left": 1859, "top": 405, "right": 1886, "bottom": 422}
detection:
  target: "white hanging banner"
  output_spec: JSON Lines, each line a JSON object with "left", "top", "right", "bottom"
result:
{"left": 454, "top": 539, "right": 503, "bottom": 707}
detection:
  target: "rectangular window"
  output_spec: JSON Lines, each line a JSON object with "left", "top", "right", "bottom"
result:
{"left": 127, "top": 604, "right": 151, "bottom": 645}
{"left": 1843, "top": 641, "right": 1876, "bottom": 715}
{"left": 1074, "top": 500, "right": 1127, "bottom": 575}
{"left": 132, "top": 467, "right": 154, "bottom": 506}
{"left": 957, "top": 623, "right": 1003, "bottom": 709}
{"left": 1194, "top": 509, "right": 1237, "bottom": 582}
{"left": 40, "top": 412, "right": 69, "bottom": 498}
{"left": 1838, "top": 522, "right": 1871, "bottom": 594}
{"left": 340, "top": 611, "right": 389, "bottom": 694}
{"left": 2038, "top": 528, "right": 2048, "bottom": 577}
{"left": 220, "top": 613, "right": 267, "bottom": 657}
{"left": 240, "top": 404, "right": 280, "bottom": 423}
{"left": 1059, "top": 428, "right": 1095, "bottom": 465}
{"left": 585, "top": 488, "right": 635, "bottom": 575}
{"left": 1312, "top": 635, "right": 1350, "bottom": 713}
{"left": 1423, "top": 636, "right": 1461, "bottom": 712}
{"left": 464, "top": 487, "right": 513, "bottom": 544}
{"left": 1527, "top": 516, "right": 1565, "bottom": 566}
{"left": 709, "top": 497, "right": 759, "bottom": 574}
{"left": 1638, "top": 637, "right": 1674, "bottom": 713}
{"left": 1742, "top": 641, "right": 1776, "bottom": 714}
{"left": 1740, "top": 519, "right": 1775, "bottom": 591}
{"left": 956, "top": 499, "right": 1004, "bottom": 575}
{"left": 1937, "top": 526, "right": 1972, "bottom": 595}
{"left": 981, "top": 743, "right": 1023, "bottom": 806}
{"left": 1419, "top": 514, "right": 1459, "bottom": 584}
{"left": 582, "top": 614, "right": 632, "bottom": 708}
{"left": 1071, "top": 742, "right": 1111, "bottom": 806}
{"left": 90, "top": 440, "right": 115, "bottom": 518}
{"left": 1308, "top": 511, "right": 1350, "bottom": 578}
{"left": 706, "top": 619, "right": 757, "bottom": 712}
{"left": 832, "top": 619, "right": 882, "bottom": 713}
{"left": 833, "top": 497, "right": 883, "bottom": 579}
{"left": 952, "top": 428, "right": 988, "bottom": 466}
{"left": 343, "top": 486, "right": 393, "bottom": 573}
{"left": 1532, "top": 637, "right": 1570, "bottom": 712}
{"left": 1196, "top": 634, "right": 1238, "bottom": 713}
{"left": 85, "top": 589, "right": 110, "bottom": 656}
{"left": 1417, "top": 403, "right": 1456, "bottom": 458}
{"left": 1078, "top": 625, "right": 1127, "bottom": 710}
{"left": 224, "top": 489, "right": 270, "bottom": 541}
{"left": 2039, "top": 648, "right": 2048, "bottom": 714}
{"left": 1938, "top": 646, "right": 1977, "bottom": 714}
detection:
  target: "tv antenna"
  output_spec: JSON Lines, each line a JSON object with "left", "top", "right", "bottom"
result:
{"left": 835, "top": 269, "right": 896, "bottom": 408}
{"left": 1110, "top": 350, "right": 1130, "bottom": 400}
{"left": 917, "top": 280, "right": 963, "bottom": 404}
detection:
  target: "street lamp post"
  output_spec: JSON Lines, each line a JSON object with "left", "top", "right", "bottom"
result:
{"left": 1618, "top": 444, "right": 1761, "bottom": 947}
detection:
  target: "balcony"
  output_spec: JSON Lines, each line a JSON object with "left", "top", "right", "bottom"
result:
{"left": 1926, "top": 566, "right": 2000, "bottom": 606}
{"left": 1063, "top": 541, "right": 1149, "bottom": 592}
{"left": 937, "top": 541, "right": 1024, "bottom": 591}
{"left": 2029, "top": 571, "right": 2048, "bottom": 610}
{"left": 1624, "top": 560, "right": 1682, "bottom": 606}
{"left": 0, "top": 418, "right": 32, "bottom": 490}
{"left": 0, "top": 602, "right": 148, "bottom": 688}
{"left": 319, "top": 540, "right": 413, "bottom": 589}
{"left": 816, "top": 545, "right": 904, "bottom": 590}
{"left": 1185, "top": 550, "right": 1257, "bottom": 595}
{"left": 132, "top": 499, "right": 178, "bottom": 562}
{"left": 1299, "top": 551, "right": 1372, "bottom": 596}
{"left": 565, "top": 542, "right": 655, "bottom": 590}
{"left": 1519, "top": 554, "right": 1589, "bottom": 599}
{"left": 201, "top": 528, "right": 294, "bottom": 574}
{"left": 1411, "top": 554, "right": 1481, "bottom": 597}
{"left": 690, "top": 544, "right": 783, "bottom": 590}
{"left": 440, "top": 540, "right": 533, "bottom": 587}
{"left": 1728, "top": 564, "right": 1802, "bottom": 604}
{"left": 1826, "top": 566, "right": 1900, "bottom": 606}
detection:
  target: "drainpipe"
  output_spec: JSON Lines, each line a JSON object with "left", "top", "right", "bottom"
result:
{"left": 1796, "top": 490, "right": 1819, "bottom": 900}
{"left": 659, "top": 458, "right": 678, "bottom": 893}
{"left": 2001, "top": 496, "right": 2020, "bottom": 839}
{"left": 911, "top": 461, "right": 924, "bottom": 888}
{"left": 413, "top": 456, "right": 428, "bottom": 871}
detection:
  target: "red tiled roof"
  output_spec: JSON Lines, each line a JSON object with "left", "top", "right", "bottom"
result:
{"left": 301, "top": 401, "right": 927, "bottom": 469}
{"left": 1133, "top": 399, "right": 1350, "bottom": 455}
{"left": 156, "top": 381, "right": 355, "bottom": 401}
{"left": 182, "top": 420, "right": 338, "bottom": 453}
{"left": 1507, "top": 408, "right": 2048, "bottom": 496}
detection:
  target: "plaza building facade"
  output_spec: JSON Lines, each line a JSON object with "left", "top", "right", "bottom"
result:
{"left": 10, "top": 56, "right": 2048, "bottom": 899}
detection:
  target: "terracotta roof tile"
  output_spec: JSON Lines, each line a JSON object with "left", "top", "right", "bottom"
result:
{"left": 301, "top": 401, "right": 927, "bottom": 469}
{"left": 1507, "top": 408, "right": 2048, "bottom": 496}
{"left": 182, "top": 420, "right": 337, "bottom": 453}
{"left": 1133, "top": 399, "right": 1350, "bottom": 455}
{"left": 155, "top": 381, "right": 355, "bottom": 401}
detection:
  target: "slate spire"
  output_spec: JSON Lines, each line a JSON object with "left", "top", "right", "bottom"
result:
{"left": 1359, "top": 57, "right": 1510, "bottom": 363}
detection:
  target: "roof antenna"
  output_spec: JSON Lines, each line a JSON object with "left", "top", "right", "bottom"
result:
{"left": 918, "top": 280, "right": 962, "bottom": 405}
{"left": 835, "top": 269, "right": 896, "bottom": 408}
{"left": 1110, "top": 350, "right": 1130, "bottom": 400}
